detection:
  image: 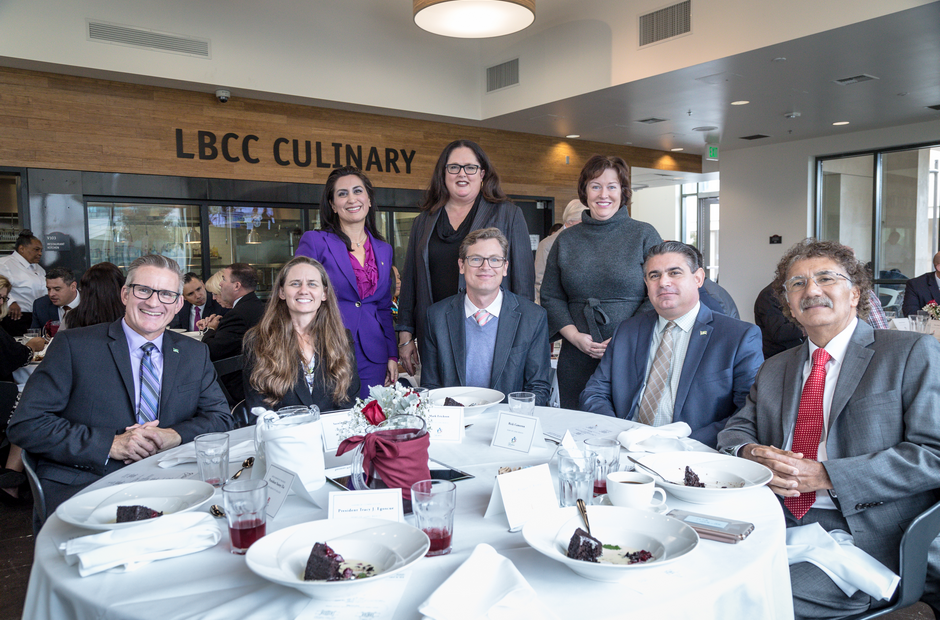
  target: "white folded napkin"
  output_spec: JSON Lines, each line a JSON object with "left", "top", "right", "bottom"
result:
{"left": 786, "top": 523, "right": 899, "bottom": 601}
{"left": 58, "top": 512, "right": 222, "bottom": 577}
{"left": 617, "top": 421, "right": 692, "bottom": 452}
{"left": 419, "top": 544, "right": 557, "bottom": 620}
{"left": 157, "top": 439, "right": 255, "bottom": 468}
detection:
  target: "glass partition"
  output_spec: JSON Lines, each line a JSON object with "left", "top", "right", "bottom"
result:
{"left": 87, "top": 202, "right": 201, "bottom": 273}
{"left": 818, "top": 155, "right": 874, "bottom": 265}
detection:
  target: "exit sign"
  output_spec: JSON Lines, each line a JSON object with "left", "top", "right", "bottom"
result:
{"left": 707, "top": 145, "right": 719, "bottom": 161}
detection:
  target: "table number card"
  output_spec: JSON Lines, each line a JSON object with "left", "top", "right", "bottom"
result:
{"left": 320, "top": 410, "right": 352, "bottom": 452}
{"left": 428, "top": 405, "right": 464, "bottom": 443}
{"left": 490, "top": 410, "right": 544, "bottom": 453}
{"left": 329, "top": 489, "right": 404, "bottom": 523}
{"left": 483, "top": 464, "right": 558, "bottom": 531}
{"left": 264, "top": 464, "right": 298, "bottom": 519}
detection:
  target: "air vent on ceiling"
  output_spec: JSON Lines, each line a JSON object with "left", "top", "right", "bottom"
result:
{"left": 636, "top": 117, "right": 668, "bottom": 124}
{"left": 87, "top": 20, "right": 210, "bottom": 58}
{"left": 927, "top": 104, "right": 940, "bottom": 111}
{"left": 486, "top": 59, "right": 520, "bottom": 93}
{"left": 832, "top": 74, "right": 878, "bottom": 86}
{"left": 639, "top": 1, "right": 691, "bottom": 47}
{"left": 740, "top": 134, "right": 771, "bottom": 141}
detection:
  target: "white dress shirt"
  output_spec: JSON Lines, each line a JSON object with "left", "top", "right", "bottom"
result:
{"left": 0, "top": 252, "right": 46, "bottom": 311}
{"left": 636, "top": 302, "right": 700, "bottom": 427}
{"left": 58, "top": 290, "right": 80, "bottom": 327}
{"left": 464, "top": 289, "right": 503, "bottom": 320}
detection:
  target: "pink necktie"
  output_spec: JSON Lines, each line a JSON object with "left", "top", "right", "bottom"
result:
{"left": 785, "top": 347, "right": 831, "bottom": 519}
{"left": 472, "top": 309, "right": 492, "bottom": 326}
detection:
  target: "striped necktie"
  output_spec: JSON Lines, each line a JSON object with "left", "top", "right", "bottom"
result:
{"left": 636, "top": 321, "right": 676, "bottom": 426}
{"left": 472, "top": 309, "right": 492, "bottom": 326}
{"left": 138, "top": 342, "right": 161, "bottom": 424}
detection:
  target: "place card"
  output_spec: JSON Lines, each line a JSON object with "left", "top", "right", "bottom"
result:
{"left": 428, "top": 405, "right": 463, "bottom": 443}
{"left": 264, "top": 464, "right": 297, "bottom": 519}
{"left": 484, "top": 464, "right": 557, "bottom": 531}
{"left": 329, "top": 489, "right": 404, "bottom": 523}
{"left": 490, "top": 410, "right": 544, "bottom": 453}
{"left": 321, "top": 410, "right": 352, "bottom": 452}
{"left": 891, "top": 317, "right": 911, "bottom": 331}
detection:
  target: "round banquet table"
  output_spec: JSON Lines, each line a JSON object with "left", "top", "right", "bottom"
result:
{"left": 23, "top": 407, "right": 794, "bottom": 620}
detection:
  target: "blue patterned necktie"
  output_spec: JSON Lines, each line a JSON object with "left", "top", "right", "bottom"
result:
{"left": 138, "top": 342, "right": 161, "bottom": 424}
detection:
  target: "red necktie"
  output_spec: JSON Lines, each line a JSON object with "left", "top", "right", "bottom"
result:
{"left": 785, "top": 347, "right": 831, "bottom": 519}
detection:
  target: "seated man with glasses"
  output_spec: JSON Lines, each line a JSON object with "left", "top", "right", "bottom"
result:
{"left": 8, "top": 255, "right": 233, "bottom": 526}
{"left": 420, "top": 228, "right": 551, "bottom": 404}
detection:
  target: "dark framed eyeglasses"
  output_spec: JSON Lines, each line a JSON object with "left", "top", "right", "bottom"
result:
{"left": 445, "top": 163, "right": 480, "bottom": 175}
{"left": 464, "top": 256, "right": 507, "bottom": 268}
{"left": 128, "top": 284, "right": 181, "bottom": 304}
{"left": 0, "top": 294, "right": 8, "bottom": 303}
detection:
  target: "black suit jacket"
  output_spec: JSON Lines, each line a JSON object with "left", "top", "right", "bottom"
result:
{"left": 202, "top": 291, "right": 265, "bottom": 403}
{"left": 420, "top": 290, "right": 552, "bottom": 405}
{"left": 29, "top": 296, "right": 59, "bottom": 330}
{"left": 169, "top": 291, "right": 227, "bottom": 331}
{"left": 7, "top": 320, "right": 232, "bottom": 518}
{"left": 902, "top": 271, "right": 940, "bottom": 317}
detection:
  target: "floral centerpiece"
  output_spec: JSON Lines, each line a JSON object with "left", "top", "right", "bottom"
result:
{"left": 922, "top": 301, "right": 940, "bottom": 321}
{"left": 338, "top": 384, "right": 431, "bottom": 441}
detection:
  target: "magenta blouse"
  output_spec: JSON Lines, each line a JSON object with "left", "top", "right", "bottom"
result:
{"left": 350, "top": 237, "right": 379, "bottom": 300}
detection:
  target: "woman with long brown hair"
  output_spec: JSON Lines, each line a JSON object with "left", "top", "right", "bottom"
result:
{"left": 243, "top": 256, "right": 359, "bottom": 412}
{"left": 64, "top": 262, "right": 125, "bottom": 329}
{"left": 396, "top": 139, "right": 534, "bottom": 374}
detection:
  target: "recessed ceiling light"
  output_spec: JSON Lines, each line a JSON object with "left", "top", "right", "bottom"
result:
{"left": 565, "top": 134, "right": 580, "bottom": 139}
{"left": 772, "top": 57, "right": 787, "bottom": 62}
{"left": 731, "top": 100, "right": 749, "bottom": 106}
{"left": 832, "top": 121, "right": 850, "bottom": 126}
{"left": 673, "top": 177, "right": 683, "bottom": 180}
{"left": 671, "top": 148, "right": 684, "bottom": 152}
{"left": 692, "top": 126, "right": 718, "bottom": 132}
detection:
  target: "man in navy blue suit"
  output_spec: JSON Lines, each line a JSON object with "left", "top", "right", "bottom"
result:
{"left": 901, "top": 251, "right": 940, "bottom": 317}
{"left": 30, "top": 267, "right": 79, "bottom": 332}
{"left": 169, "top": 272, "right": 226, "bottom": 331}
{"left": 580, "top": 241, "right": 763, "bottom": 447}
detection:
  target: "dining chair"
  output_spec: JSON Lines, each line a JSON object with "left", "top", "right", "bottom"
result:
{"left": 0, "top": 380, "right": 19, "bottom": 427}
{"left": 211, "top": 354, "right": 244, "bottom": 407}
{"left": 843, "top": 498, "right": 940, "bottom": 620}
{"left": 20, "top": 450, "right": 46, "bottom": 532}
{"left": 231, "top": 399, "right": 252, "bottom": 429}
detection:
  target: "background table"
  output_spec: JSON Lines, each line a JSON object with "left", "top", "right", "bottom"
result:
{"left": 24, "top": 407, "right": 794, "bottom": 620}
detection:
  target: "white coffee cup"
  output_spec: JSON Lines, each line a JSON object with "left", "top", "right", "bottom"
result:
{"left": 606, "top": 471, "right": 667, "bottom": 511}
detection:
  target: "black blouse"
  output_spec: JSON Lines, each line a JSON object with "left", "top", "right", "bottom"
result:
{"left": 427, "top": 198, "right": 480, "bottom": 303}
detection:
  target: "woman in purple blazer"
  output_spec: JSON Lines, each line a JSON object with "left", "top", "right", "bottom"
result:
{"left": 296, "top": 167, "right": 397, "bottom": 399}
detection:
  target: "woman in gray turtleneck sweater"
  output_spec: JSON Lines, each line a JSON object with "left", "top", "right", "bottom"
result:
{"left": 540, "top": 155, "right": 662, "bottom": 410}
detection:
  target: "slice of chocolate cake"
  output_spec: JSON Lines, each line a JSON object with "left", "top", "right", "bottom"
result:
{"left": 443, "top": 397, "right": 464, "bottom": 407}
{"left": 566, "top": 527, "right": 603, "bottom": 563}
{"left": 304, "top": 542, "right": 354, "bottom": 581}
{"left": 684, "top": 466, "right": 705, "bottom": 488}
{"left": 116, "top": 505, "right": 163, "bottom": 522}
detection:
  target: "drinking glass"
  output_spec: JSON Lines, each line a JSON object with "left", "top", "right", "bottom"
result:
{"left": 411, "top": 479, "right": 456, "bottom": 556}
{"left": 583, "top": 437, "right": 621, "bottom": 496}
{"left": 556, "top": 448, "right": 596, "bottom": 507}
{"left": 194, "top": 432, "right": 229, "bottom": 487}
{"left": 508, "top": 392, "right": 536, "bottom": 416}
{"left": 222, "top": 479, "right": 268, "bottom": 554}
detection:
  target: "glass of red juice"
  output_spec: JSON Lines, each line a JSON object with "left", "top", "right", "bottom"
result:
{"left": 411, "top": 479, "right": 456, "bottom": 557}
{"left": 222, "top": 479, "right": 268, "bottom": 554}
{"left": 584, "top": 437, "right": 621, "bottom": 497}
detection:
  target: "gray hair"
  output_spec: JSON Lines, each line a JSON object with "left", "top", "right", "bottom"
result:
{"left": 126, "top": 255, "right": 184, "bottom": 294}
{"left": 644, "top": 241, "right": 700, "bottom": 274}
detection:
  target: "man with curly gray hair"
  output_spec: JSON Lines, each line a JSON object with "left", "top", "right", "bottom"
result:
{"left": 718, "top": 238, "right": 940, "bottom": 619}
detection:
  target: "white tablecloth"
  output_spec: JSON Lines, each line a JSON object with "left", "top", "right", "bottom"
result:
{"left": 23, "top": 407, "right": 794, "bottom": 620}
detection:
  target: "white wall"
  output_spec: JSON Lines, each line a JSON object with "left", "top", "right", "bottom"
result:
{"left": 720, "top": 118, "right": 940, "bottom": 323}
{"left": 632, "top": 185, "right": 679, "bottom": 241}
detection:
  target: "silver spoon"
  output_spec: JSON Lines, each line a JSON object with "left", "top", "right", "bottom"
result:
{"left": 627, "top": 456, "right": 682, "bottom": 485}
{"left": 209, "top": 504, "right": 226, "bottom": 518}
{"left": 576, "top": 498, "right": 591, "bottom": 536}
{"left": 230, "top": 456, "right": 255, "bottom": 480}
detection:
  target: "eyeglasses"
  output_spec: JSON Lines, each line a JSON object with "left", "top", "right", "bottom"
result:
{"left": 128, "top": 284, "right": 181, "bottom": 304}
{"left": 445, "top": 164, "right": 481, "bottom": 175}
{"left": 0, "top": 295, "right": 8, "bottom": 303}
{"left": 464, "top": 256, "right": 507, "bottom": 268}
{"left": 783, "top": 271, "right": 851, "bottom": 293}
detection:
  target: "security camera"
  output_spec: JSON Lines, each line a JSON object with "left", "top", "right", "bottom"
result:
{"left": 215, "top": 89, "right": 230, "bottom": 103}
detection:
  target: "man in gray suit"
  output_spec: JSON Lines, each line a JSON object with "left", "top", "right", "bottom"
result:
{"left": 718, "top": 239, "right": 940, "bottom": 619}
{"left": 9, "top": 255, "right": 232, "bottom": 524}
{"left": 420, "top": 228, "right": 551, "bottom": 405}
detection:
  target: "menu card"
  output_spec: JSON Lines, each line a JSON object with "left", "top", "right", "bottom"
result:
{"left": 484, "top": 464, "right": 557, "bottom": 531}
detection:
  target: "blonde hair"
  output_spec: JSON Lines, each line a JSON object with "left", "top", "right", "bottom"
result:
{"left": 0, "top": 275, "right": 9, "bottom": 320}
{"left": 244, "top": 257, "right": 355, "bottom": 406}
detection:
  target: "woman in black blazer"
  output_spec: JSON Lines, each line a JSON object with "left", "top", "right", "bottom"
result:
{"left": 242, "top": 257, "right": 359, "bottom": 413}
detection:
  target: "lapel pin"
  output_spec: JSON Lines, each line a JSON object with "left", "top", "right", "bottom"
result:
{"left": 699, "top": 330, "right": 708, "bottom": 336}
{"left": 173, "top": 348, "right": 179, "bottom": 353}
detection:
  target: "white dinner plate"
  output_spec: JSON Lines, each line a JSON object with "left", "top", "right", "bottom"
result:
{"left": 246, "top": 518, "right": 429, "bottom": 599}
{"left": 427, "top": 387, "right": 504, "bottom": 419}
{"left": 56, "top": 479, "right": 215, "bottom": 531}
{"left": 635, "top": 451, "right": 773, "bottom": 504}
{"left": 522, "top": 505, "right": 699, "bottom": 582}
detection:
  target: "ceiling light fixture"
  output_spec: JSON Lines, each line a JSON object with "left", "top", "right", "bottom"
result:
{"left": 414, "top": 0, "right": 535, "bottom": 38}
{"left": 832, "top": 121, "right": 850, "bottom": 126}
{"left": 692, "top": 126, "right": 717, "bottom": 132}
{"left": 731, "top": 100, "right": 749, "bottom": 106}
{"left": 671, "top": 148, "right": 684, "bottom": 152}
{"left": 565, "top": 134, "right": 580, "bottom": 139}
